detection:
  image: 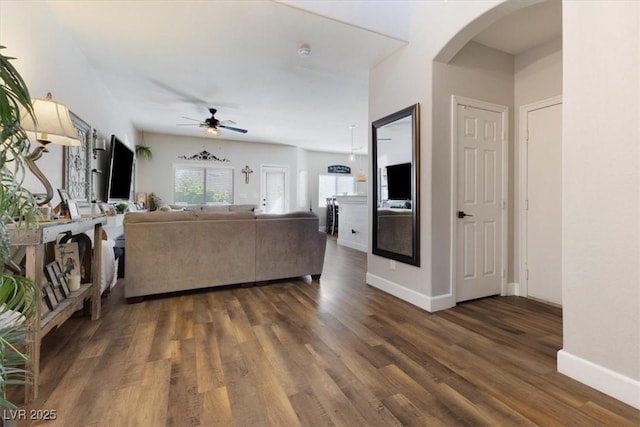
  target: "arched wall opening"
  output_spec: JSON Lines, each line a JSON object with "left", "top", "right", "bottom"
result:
{"left": 430, "top": 0, "right": 563, "bottom": 305}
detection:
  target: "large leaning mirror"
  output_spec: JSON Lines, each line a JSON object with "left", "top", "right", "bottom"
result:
{"left": 372, "top": 103, "right": 420, "bottom": 266}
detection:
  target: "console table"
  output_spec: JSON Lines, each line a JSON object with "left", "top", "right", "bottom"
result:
{"left": 8, "top": 216, "right": 106, "bottom": 402}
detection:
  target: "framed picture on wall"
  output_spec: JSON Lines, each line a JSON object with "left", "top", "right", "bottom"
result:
{"left": 65, "top": 112, "right": 92, "bottom": 205}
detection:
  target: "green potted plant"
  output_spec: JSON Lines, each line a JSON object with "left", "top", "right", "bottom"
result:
{"left": 0, "top": 45, "right": 40, "bottom": 408}
{"left": 115, "top": 203, "right": 129, "bottom": 214}
{"left": 135, "top": 144, "right": 152, "bottom": 160}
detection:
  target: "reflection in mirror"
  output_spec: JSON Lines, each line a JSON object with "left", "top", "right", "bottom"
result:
{"left": 372, "top": 104, "right": 419, "bottom": 266}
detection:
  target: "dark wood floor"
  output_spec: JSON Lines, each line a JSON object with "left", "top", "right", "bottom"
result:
{"left": 14, "top": 239, "right": 640, "bottom": 426}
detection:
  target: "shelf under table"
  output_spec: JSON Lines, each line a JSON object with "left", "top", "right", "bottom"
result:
{"left": 40, "top": 283, "right": 94, "bottom": 337}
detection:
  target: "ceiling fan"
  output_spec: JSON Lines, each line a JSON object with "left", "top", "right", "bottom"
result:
{"left": 178, "top": 108, "right": 248, "bottom": 135}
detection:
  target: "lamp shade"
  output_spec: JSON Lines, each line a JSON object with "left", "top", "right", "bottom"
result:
{"left": 355, "top": 169, "right": 367, "bottom": 182}
{"left": 19, "top": 93, "right": 80, "bottom": 146}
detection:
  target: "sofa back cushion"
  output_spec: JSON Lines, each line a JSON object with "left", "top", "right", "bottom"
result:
{"left": 123, "top": 210, "right": 197, "bottom": 223}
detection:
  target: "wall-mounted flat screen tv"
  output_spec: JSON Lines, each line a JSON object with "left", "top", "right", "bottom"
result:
{"left": 105, "top": 135, "right": 134, "bottom": 202}
{"left": 386, "top": 162, "right": 412, "bottom": 201}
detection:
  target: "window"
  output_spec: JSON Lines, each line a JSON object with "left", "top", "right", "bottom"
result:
{"left": 318, "top": 174, "right": 355, "bottom": 207}
{"left": 174, "top": 165, "right": 234, "bottom": 205}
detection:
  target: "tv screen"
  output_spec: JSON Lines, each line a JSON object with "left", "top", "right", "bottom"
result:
{"left": 105, "top": 135, "right": 134, "bottom": 202}
{"left": 386, "top": 162, "right": 411, "bottom": 200}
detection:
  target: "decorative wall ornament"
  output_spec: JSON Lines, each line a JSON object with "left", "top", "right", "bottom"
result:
{"left": 65, "top": 111, "right": 92, "bottom": 205}
{"left": 241, "top": 165, "right": 253, "bottom": 183}
{"left": 328, "top": 164, "right": 351, "bottom": 174}
{"left": 178, "top": 149, "right": 230, "bottom": 162}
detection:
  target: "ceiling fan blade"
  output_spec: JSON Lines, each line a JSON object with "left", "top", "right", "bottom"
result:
{"left": 181, "top": 116, "right": 204, "bottom": 123}
{"left": 219, "top": 124, "right": 248, "bottom": 134}
{"left": 219, "top": 119, "right": 237, "bottom": 125}
{"left": 176, "top": 123, "right": 202, "bottom": 126}
{"left": 150, "top": 79, "right": 209, "bottom": 108}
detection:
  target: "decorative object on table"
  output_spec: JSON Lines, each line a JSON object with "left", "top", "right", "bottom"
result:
{"left": 147, "top": 193, "right": 163, "bottom": 211}
{"left": 57, "top": 188, "right": 71, "bottom": 216}
{"left": 36, "top": 206, "right": 52, "bottom": 221}
{"left": 115, "top": 203, "right": 129, "bottom": 214}
{"left": 54, "top": 241, "right": 81, "bottom": 277}
{"left": 178, "top": 149, "right": 229, "bottom": 162}
{"left": 136, "top": 192, "right": 147, "bottom": 208}
{"left": 67, "top": 201, "right": 80, "bottom": 220}
{"left": 20, "top": 92, "right": 81, "bottom": 206}
{"left": 65, "top": 112, "right": 92, "bottom": 205}
{"left": 53, "top": 263, "right": 70, "bottom": 297}
{"left": 66, "top": 275, "right": 81, "bottom": 292}
{"left": 0, "top": 45, "right": 42, "bottom": 410}
{"left": 97, "top": 202, "right": 115, "bottom": 216}
{"left": 44, "top": 261, "right": 66, "bottom": 299}
{"left": 241, "top": 165, "right": 253, "bottom": 184}
{"left": 42, "top": 284, "right": 58, "bottom": 310}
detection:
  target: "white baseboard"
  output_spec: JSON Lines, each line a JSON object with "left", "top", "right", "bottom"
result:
{"left": 365, "top": 273, "right": 455, "bottom": 313}
{"left": 506, "top": 282, "right": 521, "bottom": 296}
{"left": 558, "top": 349, "right": 640, "bottom": 409}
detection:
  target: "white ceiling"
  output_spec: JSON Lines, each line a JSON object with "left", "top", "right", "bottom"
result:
{"left": 46, "top": 0, "right": 405, "bottom": 154}
{"left": 46, "top": 0, "right": 561, "bottom": 154}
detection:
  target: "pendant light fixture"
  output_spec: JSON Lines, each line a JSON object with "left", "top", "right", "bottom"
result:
{"left": 349, "top": 124, "right": 356, "bottom": 162}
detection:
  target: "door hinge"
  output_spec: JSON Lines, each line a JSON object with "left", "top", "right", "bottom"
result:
{"left": 526, "top": 128, "right": 529, "bottom": 142}
{"left": 525, "top": 269, "right": 529, "bottom": 280}
{"left": 501, "top": 200, "right": 506, "bottom": 209}
{"left": 525, "top": 199, "right": 529, "bottom": 210}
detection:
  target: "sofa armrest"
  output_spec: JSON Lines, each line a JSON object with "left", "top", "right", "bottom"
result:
{"left": 255, "top": 214, "right": 326, "bottom": 282}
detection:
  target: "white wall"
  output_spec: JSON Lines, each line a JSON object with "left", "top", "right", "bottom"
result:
{"left": 0, "top": 1, "right": 136, "bottom": 206}
{"left": 135, "top": 135, "right": 366, "bottom": 223}
{"left": 136, "top": 132, "right": 299, "bottom": 209}
{"left": 559, "top": 0, "right": 639, "bottom": 408}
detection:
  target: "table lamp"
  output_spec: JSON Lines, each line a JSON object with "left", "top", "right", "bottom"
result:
{"left": 19, "top": 93, "right": 81, "bottom": 206}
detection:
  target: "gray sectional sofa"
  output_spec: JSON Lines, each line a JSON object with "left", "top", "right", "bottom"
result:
{"left": 123, "top": 210, "right": 326, "bottom": 302}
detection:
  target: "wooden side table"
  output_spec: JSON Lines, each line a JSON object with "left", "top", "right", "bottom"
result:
{"left": 8, "top": 216, "right": 106, "bottom": 403}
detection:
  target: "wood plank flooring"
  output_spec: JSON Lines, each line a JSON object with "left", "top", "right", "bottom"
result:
{"left": 13, "top": 238, "right": 640, "bottom": 426}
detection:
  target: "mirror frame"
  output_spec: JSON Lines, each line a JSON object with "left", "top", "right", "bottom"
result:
{"left": 371, "top": 103, "right": 420, "bottom": 266}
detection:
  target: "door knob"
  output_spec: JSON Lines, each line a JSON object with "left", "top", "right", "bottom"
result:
{"left": 457, "top": 211, "right": 473, "bottom": 218}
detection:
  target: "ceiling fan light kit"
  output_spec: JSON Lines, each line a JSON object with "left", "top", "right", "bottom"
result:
{"left": 206, "top": 127, "right": 220, "bottom": 136}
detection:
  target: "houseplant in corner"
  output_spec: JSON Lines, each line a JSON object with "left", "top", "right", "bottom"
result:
{"left": 0, "top": 46, "right": 40, "bottom": 409}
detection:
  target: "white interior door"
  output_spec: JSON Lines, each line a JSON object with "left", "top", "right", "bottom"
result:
{"left": 525, "top": 101, "right": 562, "bottom": 305}
{"left": 455, "top": 102, "right": 506, "bottom": 302}
{"left": 261, "top": 166, "right": 289, "bottom": 214}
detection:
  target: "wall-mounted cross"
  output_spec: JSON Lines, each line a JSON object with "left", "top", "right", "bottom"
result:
{"left": 241, "top": 165, "right": 253, "bottom": 184}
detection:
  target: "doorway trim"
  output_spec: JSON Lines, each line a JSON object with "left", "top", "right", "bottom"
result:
{"left": 518, "top": 95, "right": 562, "bottom": 297}
{"left": 450, "top": 95, "right": 509, "bottom": 303}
